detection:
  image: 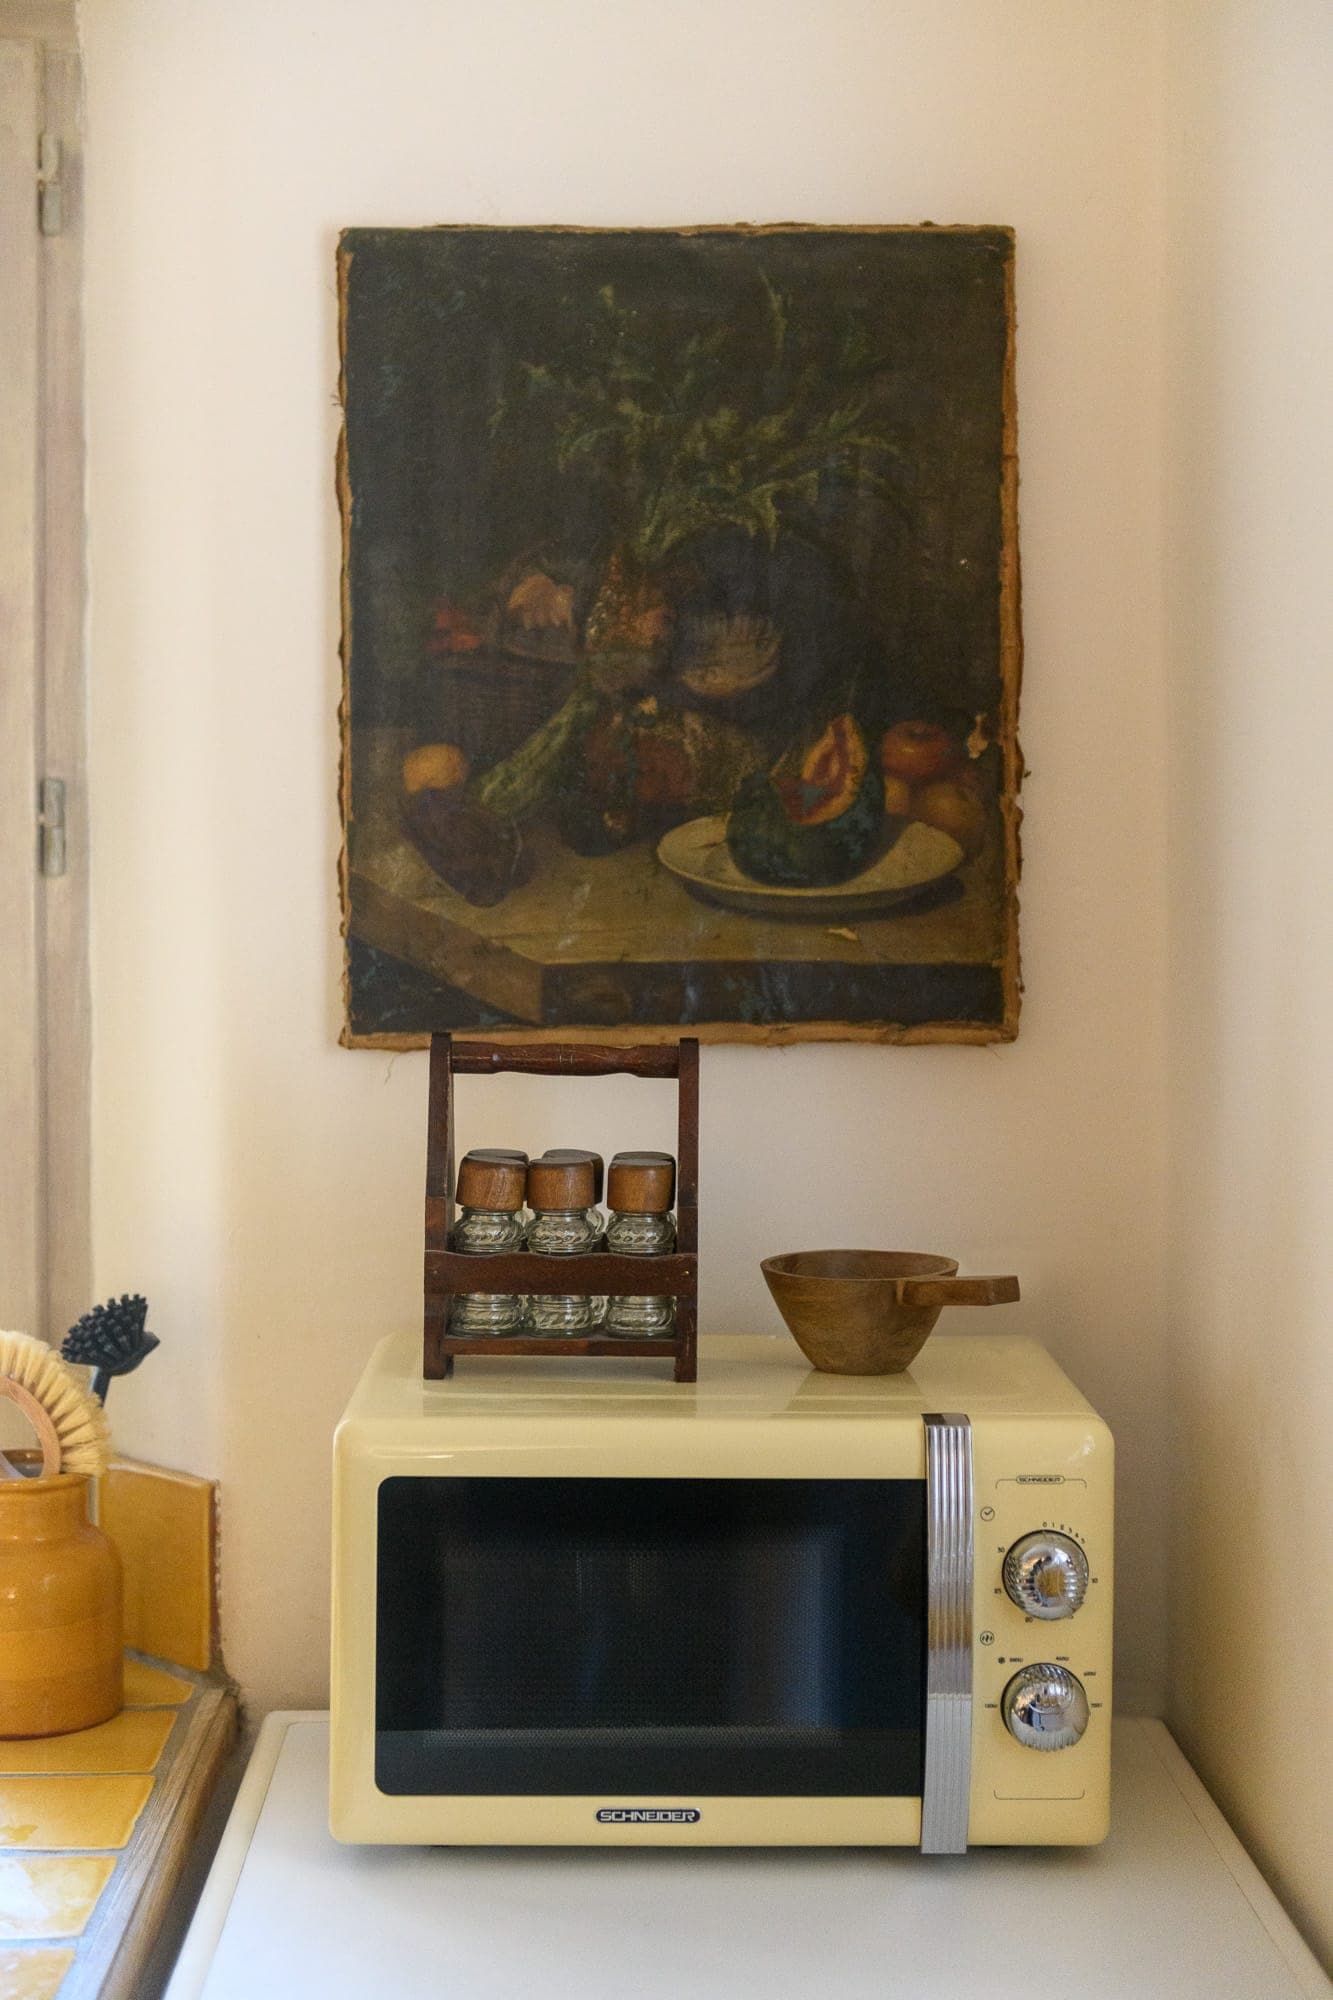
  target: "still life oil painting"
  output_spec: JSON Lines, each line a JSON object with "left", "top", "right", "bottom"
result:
{"left": 339, "top": 224, "right": 1020, "bottom": 1044}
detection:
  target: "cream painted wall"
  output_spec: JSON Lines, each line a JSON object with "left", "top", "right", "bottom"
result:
{"left": 1163, "top": 1, "right": 1332, "bottom": 1964}
{"left": 81, "top": 0, "right": 1172, "bottom": 1719}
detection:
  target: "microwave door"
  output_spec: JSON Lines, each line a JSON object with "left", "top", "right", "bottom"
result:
{"left": 374, "top": 1475, "right": 927, "bottom": 1805}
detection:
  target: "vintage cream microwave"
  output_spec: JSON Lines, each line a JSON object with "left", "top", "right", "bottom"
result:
{"left": 330, "top": 1330, "right": 1112, "bottom": 1852}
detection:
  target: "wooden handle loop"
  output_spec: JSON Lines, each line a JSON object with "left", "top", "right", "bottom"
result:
{"left": 0, "top": 1378, "right": 63, "bottom": 1476}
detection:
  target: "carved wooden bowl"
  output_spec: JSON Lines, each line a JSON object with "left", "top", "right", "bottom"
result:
{"left": 761, "top": 1250, "right": 1019, "bottom": 1375}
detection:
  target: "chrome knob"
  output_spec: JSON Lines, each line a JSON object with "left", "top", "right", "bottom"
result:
{"left": 1003, "top": 1531, "right": 1089, "bottom": 1620}
{"left": 1001, "top": 1664, "right": 1090, "bottom": 1751}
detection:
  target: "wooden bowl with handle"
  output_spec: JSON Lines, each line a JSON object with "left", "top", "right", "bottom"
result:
{"left": 761, "top": 1250, "right": 1020, "bottom": 1375}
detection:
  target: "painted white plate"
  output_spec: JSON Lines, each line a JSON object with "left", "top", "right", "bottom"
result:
{"left": 655, "top": 815, "right": 964, "bottom": 920}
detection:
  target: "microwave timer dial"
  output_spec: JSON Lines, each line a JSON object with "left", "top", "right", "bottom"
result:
{"left": 1003, "top": 1531, "right": 1089, "bottom": 1620}
{"left": 1001, "top": 1664, "right": 1091, "bottom": 1750}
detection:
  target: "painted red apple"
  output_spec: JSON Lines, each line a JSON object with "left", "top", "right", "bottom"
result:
{"left": 879, "top": 721, "right": 960, "bottom": 783}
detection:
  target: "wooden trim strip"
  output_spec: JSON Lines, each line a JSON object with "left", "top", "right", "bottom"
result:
{"left": 433, "top": 1334, "right": 681, "bottom": 1360}
{"left": 63, "top": 1687, "right": 238, "bottom": 2000}
{"left": 38, "top": 41, "right": 92, "bottom": 1338}
{"left": 0, "top": 37, "right": 43, "bottom": 1335}
{"left": 425, "top": 1250, "right": 697, "bottom": 1296}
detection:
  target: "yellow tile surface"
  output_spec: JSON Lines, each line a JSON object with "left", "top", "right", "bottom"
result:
{"left": 0, "top": 1776, "right": 152, "bottom": 1851}
{"left": 0, "top": 1946, "right": 75, "bottom": 1999}
{"left": 0, "top": 1709, "right": 174, "bottom": 1778}
{"left": 100, "top": 1460, "right": 216, "bottom": 1673}
{"left": 122, "top": 1658, "right": 193, "bottom": 1708}
{"left": 0, "top": 1853, "right": 115, "bottom": 1940}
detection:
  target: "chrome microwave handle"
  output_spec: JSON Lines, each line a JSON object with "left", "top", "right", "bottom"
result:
{"left": 920, "top": 1412, "right": 974, "bottom": 1854}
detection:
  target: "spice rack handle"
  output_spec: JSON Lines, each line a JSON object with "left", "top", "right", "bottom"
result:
{"left": 423, "top": 1034, "right": 699, "bottom": 1383}
{"left": 451, "top": 1042, "right": 684, "bottom": 1079}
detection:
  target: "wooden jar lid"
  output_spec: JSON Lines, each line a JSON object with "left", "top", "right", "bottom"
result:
{"left": 527, "top": 1155, "right": 597, "bottom": 1212}
{"left": 539, "top": 1148, "right": 604, "bottom": 1201}
{"left": 456, "top": 1151, "right": 527, "bottom": 1211}
{"left": 607, "top": 1151, "right": 676, "bottom": 1214}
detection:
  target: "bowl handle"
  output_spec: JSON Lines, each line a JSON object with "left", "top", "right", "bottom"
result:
{"left": 896, "top": 1274, "right": 1020, "bottom": 1308}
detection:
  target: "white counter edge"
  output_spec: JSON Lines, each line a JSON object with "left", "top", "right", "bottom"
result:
{"left": 1133, "top": 1722, "right": 1327, "bottom": 1997}
{"left": 165, "top": 1708, "right": 305, "bottom": 2000}
{"left": 162, "top": 1715, "right": 1329, "bottom": 2000}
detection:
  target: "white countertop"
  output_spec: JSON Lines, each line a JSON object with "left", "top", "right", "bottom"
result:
{"left": 166, "top": 1715, "right": 1328, "bottom": 2000}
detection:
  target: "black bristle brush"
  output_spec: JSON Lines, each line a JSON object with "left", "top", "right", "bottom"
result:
{"left": 62, "top": 1294, "right": 159, "bottom": 1405}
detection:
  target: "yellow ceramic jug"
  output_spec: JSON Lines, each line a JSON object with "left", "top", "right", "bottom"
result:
{"left": 0, "top": 1463, "right": 123, "bottom": 1737}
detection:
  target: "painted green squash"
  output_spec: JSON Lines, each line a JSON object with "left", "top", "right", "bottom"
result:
{"left": 726, "top": 714, "right": 886, "bottom": 888}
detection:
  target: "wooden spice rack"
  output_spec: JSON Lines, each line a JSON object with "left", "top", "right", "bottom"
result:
{"left": 423, "top": 1035, "right": 699, "bottom": 1381}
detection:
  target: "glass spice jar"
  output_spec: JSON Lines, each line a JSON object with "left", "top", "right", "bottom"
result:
{"left": 525, "top": 1156, "right": 603, "bottom": 1334}
{"left": 538, "top": 1150, "right": 607, "bottom": 1322}
{"left": 450, "top": 1150, "right": 527, "bottom": 1334}
{"left": 604, "top": 1151, "right": 676, "bottom": 1336}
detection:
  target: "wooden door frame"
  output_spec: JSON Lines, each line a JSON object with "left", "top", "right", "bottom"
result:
{"left": 0, "top": 0, "right": 89, "bottom": 1342}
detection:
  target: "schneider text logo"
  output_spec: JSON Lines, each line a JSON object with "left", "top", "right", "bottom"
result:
{"left": 597, "top": 1808, "right": 701, "bottom": 1824}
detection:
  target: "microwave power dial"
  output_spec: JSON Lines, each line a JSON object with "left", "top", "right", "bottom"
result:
{"left": 1001, "top": 1664, "right": 1090, "bottom": 1751}
{"left": 1002, "top": 1531, "right": 1089, "bottom": 1620}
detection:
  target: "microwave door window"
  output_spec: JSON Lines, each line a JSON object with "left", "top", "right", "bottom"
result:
{"left": 375, "top": 1478, "right": 925, "bottom": 1798}
{"left": 735, "top": 1530, "right": 832, "bottom": 1727}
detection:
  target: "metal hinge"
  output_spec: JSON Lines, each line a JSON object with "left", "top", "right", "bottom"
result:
{"left": 38, "top": 133, "right": 63, "bottom": 236}
{"left": 38, "top": 778, "right": 66, "bottom": 877}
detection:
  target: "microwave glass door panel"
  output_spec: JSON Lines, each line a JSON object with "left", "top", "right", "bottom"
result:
{"left": 375, "top": 1477, "right": 925, "bottom": 1798}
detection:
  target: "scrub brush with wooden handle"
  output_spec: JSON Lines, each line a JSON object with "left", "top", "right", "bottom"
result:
{"left": 0, "top": 1332, "right": 112, "bottom": 1479}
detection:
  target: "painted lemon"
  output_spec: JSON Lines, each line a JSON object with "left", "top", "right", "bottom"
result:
{"left": 402, "top": 743, "right": 471, "bottom": 796}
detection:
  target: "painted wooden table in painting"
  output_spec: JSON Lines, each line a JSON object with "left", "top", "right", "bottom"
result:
{"left": 347, "top": 728, "right": 1011, "bottom": 1042}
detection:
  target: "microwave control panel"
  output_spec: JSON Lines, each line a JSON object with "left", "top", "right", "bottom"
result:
{"left": 967, "top": 1417, "right": 1113, "bottom": 1845}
